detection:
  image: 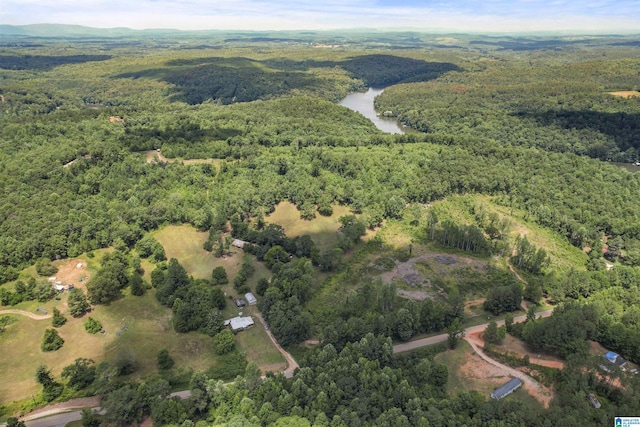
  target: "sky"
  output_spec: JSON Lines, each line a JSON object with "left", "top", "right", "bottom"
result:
{"left": 2, "top": 0, "right": 639, "bottom": 33}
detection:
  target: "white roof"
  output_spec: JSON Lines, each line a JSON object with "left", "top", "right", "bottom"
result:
{"left": 245, "top": 292, "right": 257, "bottom": 305}
{"left": 227, "top": 316, "right": 254, "bottom": 331}
{"left": 232, "top": 239, "right": 246, "bottom": 248}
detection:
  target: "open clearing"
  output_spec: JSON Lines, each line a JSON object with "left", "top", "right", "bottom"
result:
{"left": 436, "top": 340, "right": 511, "bottom": 396}
{"left": 235, "top": 306, "right": 286, "bottom": 374}
{"left": 381, "top": 252, "right": 488, "bottom": 301}
{"left": 266, "top": 201, "right": 352, "bottom": 252}
{"left": 0, "top": 288, "right": 222, "bottom": 405}
{"left": 609, "top": 91, "right": 640, "bottom": 98}
{"left": 154, "top": 224, "right": 243, "bottom": 280}
{"left": 144, "top": 150, "right": 224, "bottom": 167}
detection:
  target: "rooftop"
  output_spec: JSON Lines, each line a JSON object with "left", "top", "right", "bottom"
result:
{"left": 491, "top": 378, "right": 522, "bottom": 399}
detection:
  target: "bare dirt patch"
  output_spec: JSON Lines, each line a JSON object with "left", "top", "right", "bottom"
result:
{"left": 457, "top": 349, "right": 510, "bottom": 392}
{"left": 466, "top": 331, "right": 555, "bottom": 407}
{"left": 609, "top": 91, "right": 640, "bottom": 98}
{"left": 52, "top": 258, "right": 91, "bottom": 291}
{"left": 381, "top": 253, "right": 487, "bottom": 300}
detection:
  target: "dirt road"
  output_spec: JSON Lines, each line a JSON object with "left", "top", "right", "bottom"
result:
{"left": 393, "top": 309, "right": 553, "bottom": 354}
{"left": 465, "top": 333, "right": 553, "bottom": 407}
{"left": 253, "top": 312, "right": 299, "bottom": 378}
{"left": 0, "top": 309, "right": 52, "bottom": 320}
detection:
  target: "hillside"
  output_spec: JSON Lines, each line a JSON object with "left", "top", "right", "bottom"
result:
{"left": 1, "top": 31, "right": 640, "bottom": 426}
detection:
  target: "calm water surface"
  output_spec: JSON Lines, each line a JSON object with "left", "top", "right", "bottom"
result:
{"left": 339, "top": 88, "right": 405, "bottom": 134}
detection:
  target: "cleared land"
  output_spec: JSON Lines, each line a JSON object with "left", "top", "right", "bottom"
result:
{"left": 266, "top": 201, "right": 352, "bottom": 252}
{"left": 609, "top": 91, "right": 640, "bottom": 98}
{"left": 436, "top": 340, "right": 511, "bottom": 396}
{"left": 154, "top": 224, "right": 243, "bottom": 279}
{"left": 144, "top": 150, "right": 224, "bottom": 166}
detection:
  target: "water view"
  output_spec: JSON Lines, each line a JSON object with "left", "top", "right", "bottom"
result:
{"left": 339, "top": 88, "right": 405, "bottom": 134}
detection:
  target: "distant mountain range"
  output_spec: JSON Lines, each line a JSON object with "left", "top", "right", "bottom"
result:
{"left": 0, "top": 24, "right": 199, "bottom": 38}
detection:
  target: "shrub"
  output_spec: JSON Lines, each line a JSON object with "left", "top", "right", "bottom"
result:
{"left": 213, "top": 330, "right": 235, "bottom": 355}
{"left": 84, "top": 317, "right": 102, "bottom": 334}
{"left": 211, "top": 266, "right": 229, "bottom": 285}
{"left": 41, "top": 328, "right": 64, "bottom": 352}
{"left": 35, "top": 258, "right": 58, "bottom": 277}
{"left": 157, "top": 349, "right": 175, "bottom": 370}
{"left": 52, "top": 307, "right": 67, "bottom": 328}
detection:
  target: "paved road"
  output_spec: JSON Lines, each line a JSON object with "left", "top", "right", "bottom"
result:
{"left": 393, "top": 309, "right": 553, "bottom": 353}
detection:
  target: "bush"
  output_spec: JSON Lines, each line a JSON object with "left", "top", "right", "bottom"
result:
{"left": 35, "top": 258, "right": 58, "bottom": 277}
{"left": 157, "top": 349, "right": 175, "bottom": 370}
{"left": 211, "top": 266, "right": 229, "bottom": 285}
{"left": 84, "top": 317, "right": 102, "bottom": 334}
{"left": 68, "top": 288, "right": 90, "bottom": 317}
{"left": 213, "top": 330, "right": 236, "bottom": 355}
{"left": 52, "top": 307, "right": 67, "bottom": 328}
{"left": 41, "top": 328, "right": 64, "bottom": 351}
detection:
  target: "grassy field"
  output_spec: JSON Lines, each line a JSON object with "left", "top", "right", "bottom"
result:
{"left": 235, "top": 306, "right": 286, "bottom": 373}
{"left": 153, "top": 224, "right": 243, "bottom": 280}
{"left": 0, "top": 287, "right": 224, "bottom": 405}
{"left": 266, "top": 201, "right": 352, "bottom": 252}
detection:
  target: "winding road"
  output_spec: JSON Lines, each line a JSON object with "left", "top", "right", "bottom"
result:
{"left": 6, "top": 310, "right": 554, "bottom": 427}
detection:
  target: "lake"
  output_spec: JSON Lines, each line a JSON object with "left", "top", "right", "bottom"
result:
{"left": 339, "top": 88, "right": 405, "bottom": 134}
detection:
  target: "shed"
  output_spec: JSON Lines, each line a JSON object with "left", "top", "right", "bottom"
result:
{"left": 245, "top": 292, "right": 257, "bottom": 305}
{"left": 232, "top": 239, "right": 247, "bottom": 249}
{"left": 588, "top": 393, "right": 601, "bottom": 409}
{"left": 235, "top": 299, "right": 247, "bottom": 308}
{"left": 491, "top": 378, "right": 522, "bottom": 399}
{"left": 225, "top": 316, "right": 254, "bottom": 332}
{"left": 604, "top": 351, "right": 627, "bottom": 368}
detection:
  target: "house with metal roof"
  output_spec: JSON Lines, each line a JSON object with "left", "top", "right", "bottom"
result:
{"left": 224, "top": 316, "right": 254, "bottom": 332}
{"left": 491, "top": 378, "right": 522, "bottom": 399}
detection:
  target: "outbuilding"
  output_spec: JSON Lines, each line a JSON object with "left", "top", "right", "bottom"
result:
{"left": 491, "top": 378, "right": 522, "bottom": 399}
{"left": 245, "top": 292, "right": 257, "bottom": 305}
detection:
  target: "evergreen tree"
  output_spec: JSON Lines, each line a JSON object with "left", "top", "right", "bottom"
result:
{"left": 68, "top": 288, "right": 90, "bottom": 317}
{"left": 51, "top": 307, "right": 67, "bottom": 327}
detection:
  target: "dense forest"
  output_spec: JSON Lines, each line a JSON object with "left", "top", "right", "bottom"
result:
{"left": 1, "top": 30, "right": 640, "bottom": 426}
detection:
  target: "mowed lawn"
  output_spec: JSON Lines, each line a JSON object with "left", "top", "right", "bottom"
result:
{"left": 154, "top": 224, "right": 243, "bottom": 280}
{"left": 266, "top": 202, "right": 352, "bottom": 252}
{"left": 235, "top": 306, "right": 286, "bottom": 373}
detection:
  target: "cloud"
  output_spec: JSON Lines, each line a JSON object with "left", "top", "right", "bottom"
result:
{"left": 1, "top": 0, "right": 638, "bottom": 32}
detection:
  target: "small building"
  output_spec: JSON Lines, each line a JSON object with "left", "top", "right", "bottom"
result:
{"left": 245, "top": 292, "right": 257, "bottom": 305}
{"left": 491, "top": 378, "right": 522, "bottom": 399}
{"left": 235, "top": 299, "right": 247, "bottom": 308}
{"left": 588, "top": 393, "right": 601, "bottom": 409}
{"left": 224, "top": 316, "right": 254, "bottom": 332}
{"left": 232, "top": 239, "right": 247, "bottom": 249}
{"left": 53, "top": 284, "right": 65, "bottom": 292}
{"left": 604, "top": 351, "right": 627, "bottom": 368}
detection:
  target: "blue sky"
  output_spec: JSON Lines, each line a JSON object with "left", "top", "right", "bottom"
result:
{"left": 2, "top": 0, "right": 639, "bottom": 32}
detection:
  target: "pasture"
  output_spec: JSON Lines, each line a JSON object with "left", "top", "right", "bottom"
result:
{"left": 153, "top": 224, "right": 243, "bottom": 279}
{"left": 266, "top": 201, "right": 352, "bottom": 252}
